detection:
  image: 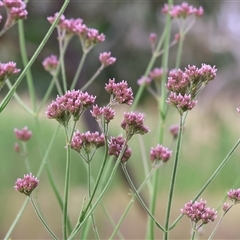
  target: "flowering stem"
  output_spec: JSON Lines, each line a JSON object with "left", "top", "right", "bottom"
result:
{"left": 5, "top": 79, "right": 35, "bottom": 116}
{"left": 101, "top": 202, "right": 125, "bottom": 239}
{"left": 208, "top": 204, "right": 233, "bottom": 239}
{"left": 80, "top": 65, "right": 104, "bottom": 91}
{"left": 175, "top": 27, "right": 184, "bottom": 69}
{"left": 191, "top": 222, "right": 197, "bottom": 240}
{"left": 87, "top": 160, "right": 100, "bottom": 239}
{"left": 4, "top": 198, "right": 29, "bottom": 240}
{"left": 68, "top": 143, "right": 127, "bottom": 239}
{"left": 0, "top": 0, "right": 69, "bottom": 113}
{"left": 18, "top": 19, "right": 36, "bottom": 111}
{"left": 131, "top": 17, "right": 169, "bottom": 111}
{"left": 63, "top": 126, "right": 72, "bottom": 239}
{"left": 110, "top": 167, "right": 156, "bottom": 240}
{"left": 164, "top": 114, "right": 184, "bottom": 239}
{"left": 122, "top": 163, "right": 165, "bottom": 231}
{"left": 169, "top": 137, "right": 240, "bottom": 230}
{"left": 30, "top": 196, "right": 59, "bottom": 239}
{"left": 71, "top": 51, "right": 88, "bottom": 90}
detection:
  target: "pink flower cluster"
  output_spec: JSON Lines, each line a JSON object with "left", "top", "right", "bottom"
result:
{"left": 166, "top": 64, "right": 217, "bottom": 114}
{"left": 46, "top": 90, "right": 96, "bottom": 125}
{"left": 0, "top": 61, "right": 20, "bottom": 88}
{"left": 14, "top": 173, "right": 39, "bottom": 196}
{"left": 181, "top": 199, "right": 217, "bottom": 225}
{"left": 91, "top": 105, "right": 115, "bottom": 123}
{"left": 162, "top": 2, "right": 204, "bottom": 18}
{"left": 227, "top": 188, "right": 240, "bottom": 203}
{"left": 105, "top": 78, "right": 134, "bottom": 105}
{"left": 108, "top": 135, "right": 132, "bottom": 162}
{"left": 169, "top": 124, "right": 181, "bottom": 139}
{"left": 71, "top": 131, "right": 105, "bottom": 154}
{"left": 99, "top": 52, "right": 116, "bottom": 67}
{"left": 166, "top": 92, "right": 197, "bottom": 113}
{"left": 14, "top": 126, "right": 32, "bottom": 142}
{"left": 42, "top": 55, "right": 59, "bottom": 74}
{"left": 137, "top": 68, "right": 164, "bottom": 86}
{"left": 47, "top": 13, "right": 105, "bottom": 49}
{"left": 0, "top": 0, "right": 27, "bottom": 28}
{"left": 150, "top": 144, "right": 172, "bottom": 163}
{"left": 121, "top": 112, "right": 149, "bottom": 140}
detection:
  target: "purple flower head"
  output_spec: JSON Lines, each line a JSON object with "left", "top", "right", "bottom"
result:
{"left": 169, "top": 124, "right": 181, "bottom": 139}
{"left": 137, "top": 76, "right": 152, "bottom": 86}
{"left": 121, "top": 112, "right": 149, "bottom": 140}
{"left": 0, "top": 61, "right": 20, "bottom": 89}
{"left": 99, "top": 52, "right": 116, "bottom": 67}
{"left": 14, "top": 126, "right": 32, "bottom": 142}
{"left": 71, "top": 130, "right": 105, "bottom": 154}
{"left": 42, "top": 55, "right": 59, "bottom": 74}
{"left": 91, "top": 105, "right": 115, "bottom": 123}
{"left": 46, "top": 90, "right": 96, "bottom": 125}
{"left": 149, "top": 68, "right": 164, "bottom": 82}
{"left": 237, "top": 107, "right": 240, "bottom": 113}
{"left": 14, "top": 173, "right": 39, "bottom": 196}
{"left": 105, "top": 78, "right": 134, "bottom": 105}
{"left": 149, "top": 32, "right": 157, "bottom": 44}
{"left": 150, "top": 144, "right": 172, "bottom": 163}
{"left": 3, "top": 0, "right": 27, "bottom": 27}
{"left": 181, "top": 199, "right": 217, "bottom": 225}
{"left": 166, "top": 92, "right": 197, "bottom": 114}
{"left": 162, "top": 2, "right": 204, "bottom": 19}
{"left": 228, "top": 188, "right": 240, "bottom": 203}
{"left": 108, "top": 135, "right": 132, "bottom": 162}
{"left": 222, "top": 202, "right": 231, "bottom": 212}
{"left": 166, "top": 69, "right": 190, "bottom": 94}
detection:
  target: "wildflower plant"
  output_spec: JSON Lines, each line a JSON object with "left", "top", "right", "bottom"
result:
{"left": 1, "top": 1, "right": 240, "bottom": 240}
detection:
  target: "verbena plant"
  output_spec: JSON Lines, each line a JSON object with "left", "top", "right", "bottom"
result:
{"left": 1, "top": 1, "right": 240, "bottom": 239}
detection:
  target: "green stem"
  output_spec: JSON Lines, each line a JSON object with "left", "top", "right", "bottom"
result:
{"left": 169, "top": 137, "right": 240, "bottom": 230}
{"left": 71, "top": 51, "right": 88, "bottom": 90}
{"left": 68, "top": 143, "right": 127, "bottom": 239}
{"left": 4, "top": 198, "right": 29, "bottom": 240}
{"left": 175, "top": 27, "right": 184, "bottom": 69}
{"left": 63, "top": 126, "right": 72, "bottom": 239}
{"left": 18, "top": 19, "right": 36, "bottom": 111}
{"left": 6, "top": 79, "right": 35, "bottom": 116}
{"left": 80, "top": 65, "right": 104, "bottom": 91}
{"left": 131, "top": 19, "right": 169, "bottom": 111}
{"left": 87, "top": 161, "right": 100, "bottom": 239}
{"left": 122, "top": 163, "right": 165, "bottom": 232}
{"left": 22, "top": 142, "right": 31, "bottom": 172}
{"left": 30, "top": 196, "right": 59, "bottom": 239}
{"left": 208, "top": 204, "right": 233, "bottom": 240}
{"left": 0, "top": 0, "right": 69, "bottom": 113}
{"left": 164, "top": 114, "right": 184, "bottom": 239}
{"left": 191, "top": 222, "right": 197, "bottom": 240}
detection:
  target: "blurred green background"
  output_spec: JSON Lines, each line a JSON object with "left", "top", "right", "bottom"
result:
{"left": 1, "top": 0, "right": 240, "bottom": 239}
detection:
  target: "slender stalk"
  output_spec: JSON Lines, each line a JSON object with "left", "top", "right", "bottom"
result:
{"left": 30, "top": 196, "right": 59, "bottom": 239}
{"left": 191, "top": 223, "right": 197, "bottom": 240}
{"left": 80, "top": 65, "right": 104, "bottom": 91}
{"left": 87, "top": 160, "right": 100, "bottom": 239}
{"left": 164, "top": 114, "right": 184, "bottom": 239}
{"left": 18, "top": 20, "right": 36, "bottom": 111}
{"left": 208, "top": 204, "right": 233, "bottom": 240}
{"left": 68, "top": 143, "right": 127, "bottom": 239}
{"left": 4, "top": 198, "right": 29, "bottom": 240}
{"left": 0, "top": 0, "right": 69, "bottom": 113}
{"left": 122, "top": 163, "right": 165, "bottom": 231}
{"left": 6, "top": 79, "right": 35, "bottom": 116}
{"left": 63, "top": 126, "right": 72, "bottom": 239}
{"left": 169, "top": 137, "right": 240, "bottom": 230}
{"left": 71, "top": 51, "right": 88, "bottom": 90}
{"left": 108, "top": 198, "right": 133, "bottom": 240}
